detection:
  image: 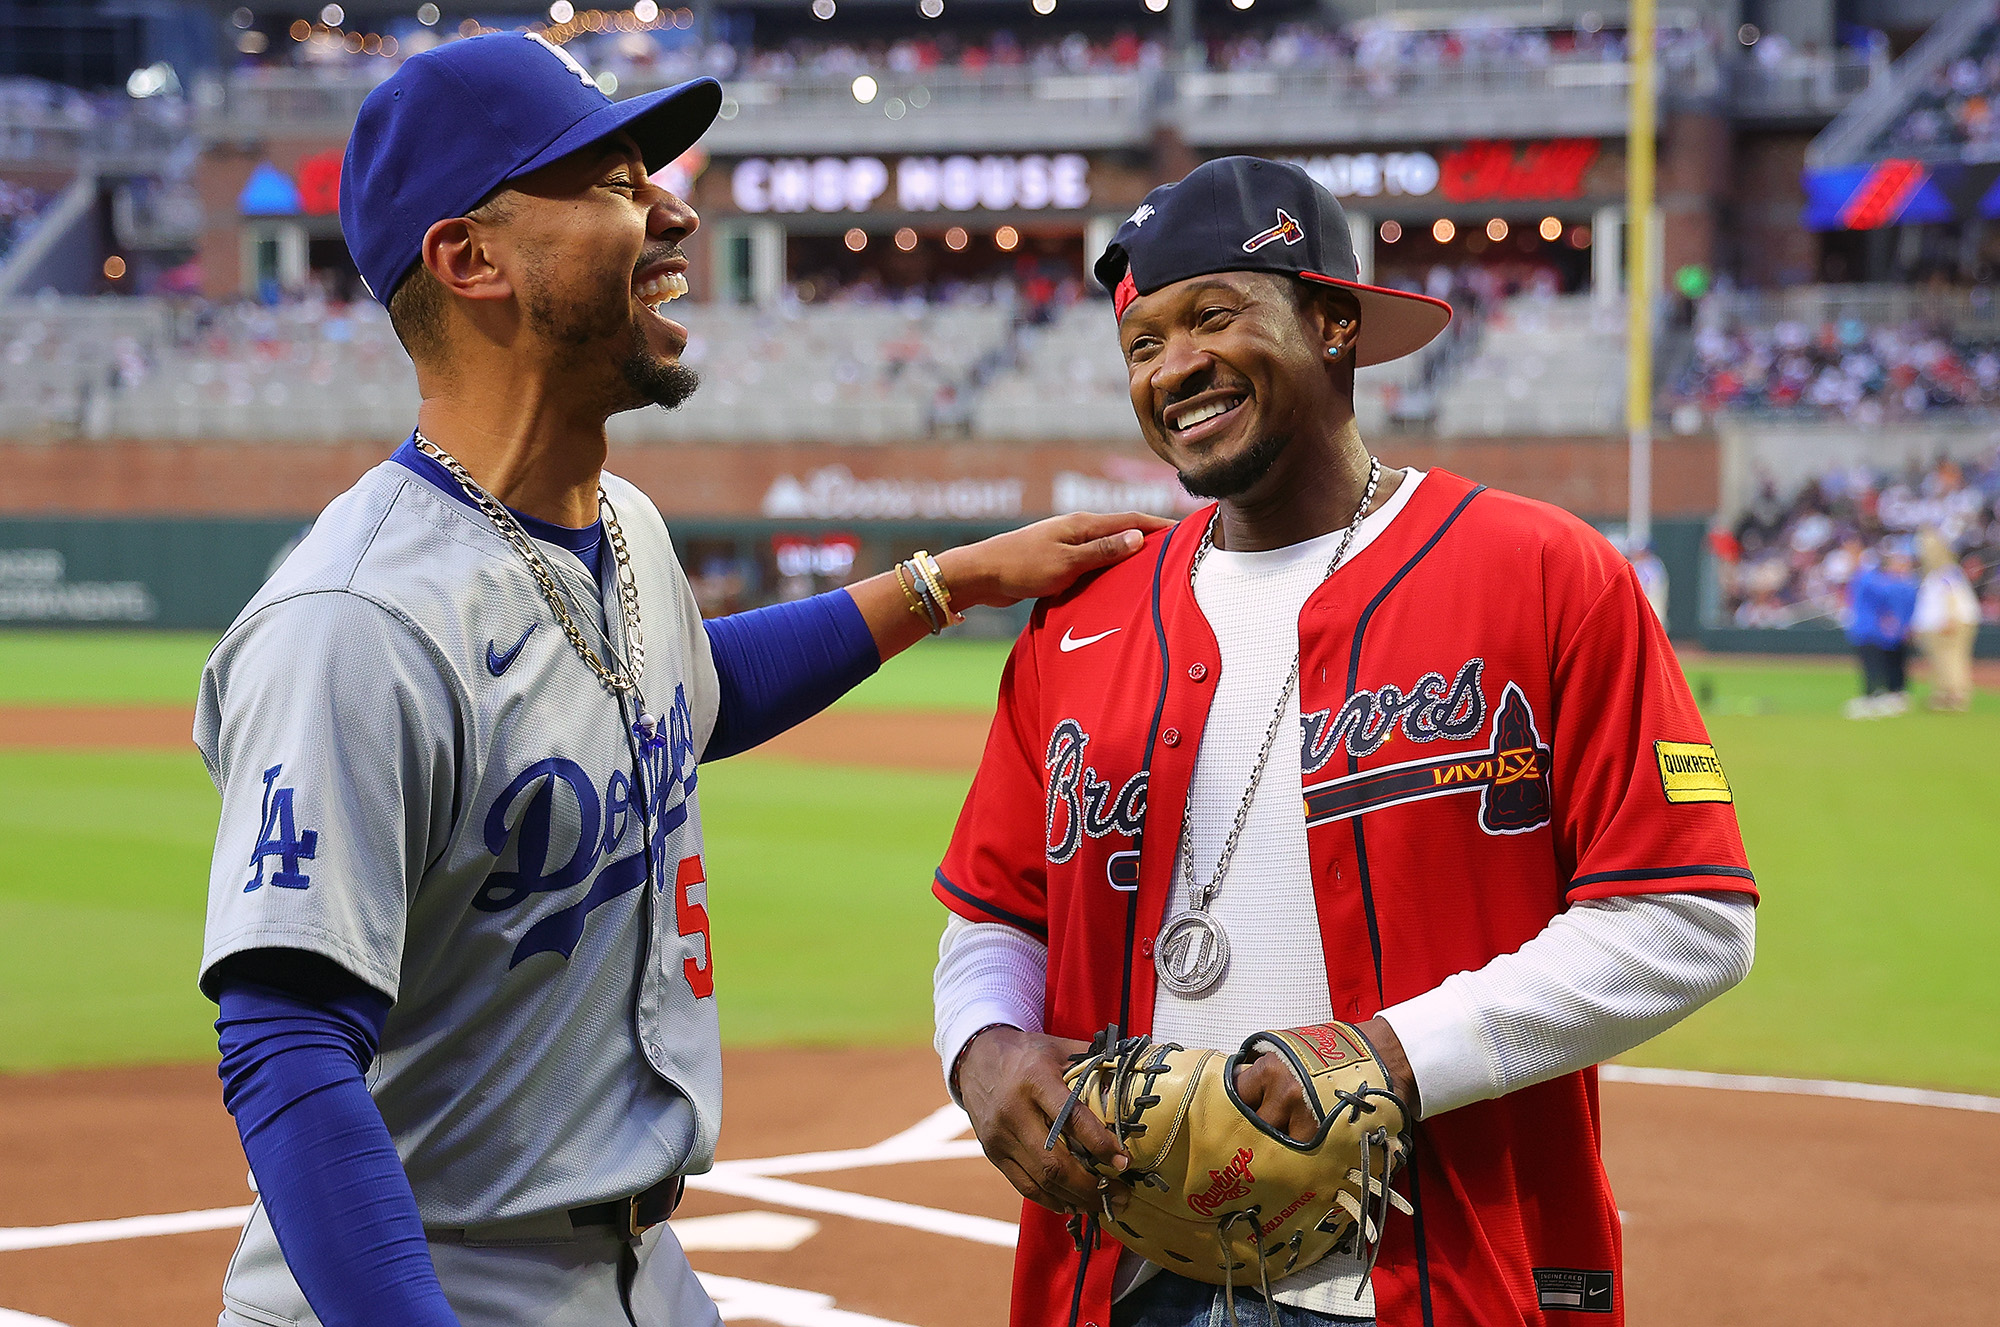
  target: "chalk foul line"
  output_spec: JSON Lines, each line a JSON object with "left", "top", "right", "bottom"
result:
{"left": 1599, "top": 1065, "right": 2000, "bottom": 1114}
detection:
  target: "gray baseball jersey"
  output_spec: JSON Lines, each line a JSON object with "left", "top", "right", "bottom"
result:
{"left": 196, "top": 454, "right": 723, "bottom": 1237}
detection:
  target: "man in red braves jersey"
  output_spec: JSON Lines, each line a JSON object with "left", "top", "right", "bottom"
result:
{"left": 932, "top": 157, "right": 1757, "bottom": 1327}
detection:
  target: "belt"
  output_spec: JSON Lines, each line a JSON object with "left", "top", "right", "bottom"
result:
{"left": 568, "top": 1175, "right": 686, "bottom": 1241}
{"left": 428, "top": 1175, "right": 685, "bottom": 1247}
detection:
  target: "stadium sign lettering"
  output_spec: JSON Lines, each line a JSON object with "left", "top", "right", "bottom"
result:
{"left": 731, "top": 154, "right": 1089, "bottom": 214}
{"left": 1284, "top": 152, "right": 1441, "bottom": 200}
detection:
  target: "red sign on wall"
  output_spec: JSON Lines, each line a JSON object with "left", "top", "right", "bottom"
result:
{"left": 296, "top": 150, "right": 343, "bottom": 216}
{"left": 1437, "top": 139, "right": 1600, "bottom": 203}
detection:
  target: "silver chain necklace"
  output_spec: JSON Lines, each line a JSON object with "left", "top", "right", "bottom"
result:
{"left": 415, "top": 432, "right": 647, "bottom": 697}
{"left": 1154, "top": 455, "right": 1384, "bottom": 998}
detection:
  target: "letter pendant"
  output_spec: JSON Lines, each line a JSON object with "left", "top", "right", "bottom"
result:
{"left": 1154, "top": 910, "right": 1230, "bottom": 997}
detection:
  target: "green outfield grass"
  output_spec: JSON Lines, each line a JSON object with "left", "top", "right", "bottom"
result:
{"left": 1, "top": 633, "right": 1995, "bottom": 1095}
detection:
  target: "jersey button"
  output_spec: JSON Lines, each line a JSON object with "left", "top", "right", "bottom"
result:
{"left": 1187, "top": 662, "right": 1208, "bottom": 682}
{"left": 1162, "top": 728, "right": 1181, "bottom": 747}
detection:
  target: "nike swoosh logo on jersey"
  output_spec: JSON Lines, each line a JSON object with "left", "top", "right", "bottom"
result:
{"left": 1059, "top": 627, "right": 1120, "bottom": 652}
{"left": 486, "top": 622, "right": 538, "bottom": 676}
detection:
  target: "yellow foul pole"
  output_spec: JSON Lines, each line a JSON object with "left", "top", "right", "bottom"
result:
{"left": 1625, "top": 0, "right": 1657, "bottom": 546}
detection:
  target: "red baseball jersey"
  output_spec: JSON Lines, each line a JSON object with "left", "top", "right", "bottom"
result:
{"left": 934, "top": 469, "right": 1755, "bottom": 1327}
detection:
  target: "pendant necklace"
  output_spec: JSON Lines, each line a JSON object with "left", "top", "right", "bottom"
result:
{"left": 414, "top": 431, "right": 667, "bottom": 755}
{"left": 1153, "top": 455, "right": 1383, "bottom": 998}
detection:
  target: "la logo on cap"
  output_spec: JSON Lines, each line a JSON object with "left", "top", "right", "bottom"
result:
{"left": 526, "top": 31, "right": 599, "bottom": 92}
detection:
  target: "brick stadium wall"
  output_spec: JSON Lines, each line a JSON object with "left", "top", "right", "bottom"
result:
{"left": 0, "top": 435, "right": 1718, "bottom": 522}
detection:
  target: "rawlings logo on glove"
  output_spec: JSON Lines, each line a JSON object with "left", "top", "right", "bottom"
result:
{"left": 1047, "top": 1022, "right": 1412, "bottom": 1318}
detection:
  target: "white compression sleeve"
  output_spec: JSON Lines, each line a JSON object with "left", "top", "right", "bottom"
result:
{"left": 933, "top": 913, "right": 1048, "bottom": 1101}
{"left": 1379, "top": 892, "right": 1757, "bottom": 1119}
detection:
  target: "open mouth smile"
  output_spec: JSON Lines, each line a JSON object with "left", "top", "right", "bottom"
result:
{"left": 1163, "top": 390, "right": 1247, "bottom": 439}
{"left": 633, "top": 252, "right": 690, "bottom": 316}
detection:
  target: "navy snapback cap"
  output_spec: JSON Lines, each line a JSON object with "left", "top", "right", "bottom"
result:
{"left": 340, "top": 32, "right": 722, "bottom": 304}
{"left": 1095, "top": 156, "right": 1452, "bottom": 367}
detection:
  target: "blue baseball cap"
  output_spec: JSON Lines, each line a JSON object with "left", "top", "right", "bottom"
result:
{"left": 340, "top": 32, "right": 721, "bottom": 304}
{"left": 1095, "top": 156, "right": 1452, "bottom": 367}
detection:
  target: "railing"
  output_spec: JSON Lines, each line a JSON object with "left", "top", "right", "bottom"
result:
{"left": 1173, "top": 55, "right": 1636, "bottom": 146}
{"left": 692, "top": 68, "right": 1157, "bottom": 154}
{"left": 1696, "top": 283, "right": 2000, "bottom": 335}
{"left": 1718, "top": 51, "right": 1884, "bottom": 121}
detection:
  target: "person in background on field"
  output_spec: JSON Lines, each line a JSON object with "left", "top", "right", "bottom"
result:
{"left": 1843, "top": 539, "right": 1919, "bottom": 718}
{"left": 1628, "top": 537, "right": 1670, "bottom": 628}
{"left": 1913, "top": 527, "right": 1980, "bottom": 711}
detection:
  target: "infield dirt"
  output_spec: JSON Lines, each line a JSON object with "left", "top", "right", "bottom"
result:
{"left": 2, "top": 1051, "right": 1999, "bottom": 1326}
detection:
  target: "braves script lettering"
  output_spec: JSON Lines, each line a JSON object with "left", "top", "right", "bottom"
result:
{"left": 1045, "top": 718, "right": 1147, "bottom": 864}
{"left": 1188, "top": 1146, "right": 1257, "bottom": 1216}
{"left": 1302, "top": 658, "right": 1487, "bottom": 772}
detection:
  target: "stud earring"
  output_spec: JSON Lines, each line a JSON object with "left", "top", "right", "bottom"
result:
{"left": 1326, "top": 344, "right": 1344, "bottom": 359}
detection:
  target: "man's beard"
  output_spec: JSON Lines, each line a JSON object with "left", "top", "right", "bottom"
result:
{"left": 618, "top": 320, "right": 699, "bottom": 409}
{"left": 1177, "top": 430, "right": 1290, "bottom": 499}
{"left": 520, "top": 258, "right": 700, "bottom": 410}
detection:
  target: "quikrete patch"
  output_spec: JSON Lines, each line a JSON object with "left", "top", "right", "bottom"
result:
{"left": 1654, "top": 741, "right": 1732, "bottom": 804}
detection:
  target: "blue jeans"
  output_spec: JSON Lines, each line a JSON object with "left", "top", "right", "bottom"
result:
{"left": 1110, "top": 1270, "right": 1376, "bottom": 1327}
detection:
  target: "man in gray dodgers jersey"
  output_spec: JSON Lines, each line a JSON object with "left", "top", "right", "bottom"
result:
{"left": 196, "top": 33, "right": 1164, "bottom": 1327}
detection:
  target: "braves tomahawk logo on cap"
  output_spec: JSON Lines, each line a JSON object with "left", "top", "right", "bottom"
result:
{"left": 1242, "top": 209, "right": 1306, "bottom": 253}
{"left": 1095, "top": 156, "right": 1453, "bottom": 368}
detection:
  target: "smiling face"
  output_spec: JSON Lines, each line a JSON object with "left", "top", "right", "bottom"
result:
{"left": 1118, "top": 270, "right": 1358, "bottom": 500}
{"left": 439, "top": 130, "right": 702, "bottom": 412}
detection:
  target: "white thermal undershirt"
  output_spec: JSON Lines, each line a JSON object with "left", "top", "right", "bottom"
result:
{"left": 931, "top": 468, "right": 1756, "bottom": 1313}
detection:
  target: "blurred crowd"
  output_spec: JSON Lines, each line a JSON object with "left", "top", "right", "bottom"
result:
{"left": 0, "top": 179, "right": 52, "bottom": 267}
{"left": 1885, "top": 22, "right": 2000, "bottom": 152}
{"left": 1669, "top": 313, "right": 2000, "bottom": 420}
{"left": 1715, "top": 453, "right": 2000, "bottom": 636}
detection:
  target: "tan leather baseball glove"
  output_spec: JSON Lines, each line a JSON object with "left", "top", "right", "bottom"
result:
{"left": 1049, "top": 1022, "right": 1412, "bottom": 1307}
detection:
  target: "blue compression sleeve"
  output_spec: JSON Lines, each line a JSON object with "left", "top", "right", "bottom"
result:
{"left": 702, "top": 588, "right": 880, "bottom": 762}
{"left": 216, "top": 979, "right": 459, "bottom": 1327}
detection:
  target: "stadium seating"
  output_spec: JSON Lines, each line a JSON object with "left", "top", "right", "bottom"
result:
{"left": 1668, "top": 285, "right": 2000, "bottom": 422}
{"left": 1717, "top": 452, "right": 2000, "bottom": 628}
{"left": 1433, "top": 295, "right": 1626, "bottom": 436}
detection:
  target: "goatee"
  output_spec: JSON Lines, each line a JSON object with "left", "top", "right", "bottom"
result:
{"left": 1177, "top": 431, "right": 1289, "bottom": 499}
{"left": 621, "top": 328, "right": 699, "bottom": 409}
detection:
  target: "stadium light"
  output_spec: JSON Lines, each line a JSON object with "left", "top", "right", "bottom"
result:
{"left": 1431, "top": 219, "right": 1455, "bottom": 243}
{"left": 418, "top": 4, "right": 441, "bottom": 25}
{"left": 895, "top": 227, "right": 918, "bottom": 251}
{"left": 919, "top": 0, "right": 944, "bottom": 16}
{"left": 1485, "top": 218, "right": 1508, "bottom": 242}
{"left": 812, "top": 0, "right": 836, "bottom": 18}
{"left": 320, "top": 3, "right": 344, "bottom": 25}
{"left": 851, "top": 75, "right": 878, "bottom": 103}
{"left": 1144, "top": 0, "right": 1168, "bottom": 12}
{"left": 945, "top": 226, "right": 968, "bottom": 250}
{"left": 1231, "top": 0, "right": 1254, "bottom": 9}
{"left": 1032, "top": 0, "right": 1056, "bottom": 12}
{"left": 634, "top": 0, "right": 659, "bottom": 20}
{"left": 549, "top": 1, "right": 574, "bottom": 21}
{"left": 995, "top": 225, "right": 1020, "bottom": 251}
{"left": 844, "top": 228, "right": 868, "bottom": 251}
{"left": 232, "top": 8, "right": 254, "bottom": 28}
{"left": 290, "top": 19, "right": 309, "bottom": 39}
{"left": 1379, "top": 220, "right": 1402, "bottom": 243}
{"left": 1539, "top": 216, "right": 1563, "bottom": 242}
{"left": 103, "top": 256, "right": 127, "bottom": 280}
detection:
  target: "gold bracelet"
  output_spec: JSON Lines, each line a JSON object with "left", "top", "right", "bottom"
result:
{"left": 913, "top": 550, "right": 965, "bottom": 625}
{"left": 893, "top": 561, "right": 934, "bottom": 628}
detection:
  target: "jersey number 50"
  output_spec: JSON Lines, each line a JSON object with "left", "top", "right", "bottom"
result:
{"left": 674, "top": 855, "right": 714, "bottom": 999}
